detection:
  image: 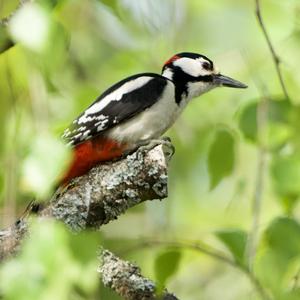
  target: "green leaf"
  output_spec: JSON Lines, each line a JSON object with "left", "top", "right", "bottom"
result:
{"left": 271, "top": 153, "right": 300, "bottom": 197}
{"left": 21, "top": 133, "right": 71, "bottom": 198}
{"left": 69, "top": 231, "right": 102, "bottom": 264}
{"left": 0, "top": 220, "right": 77, "bottom": 300}
{"left": 0, "top": 220, "right": 99, "bottom": 300}
{"left": 216, "top": 229, "right": 247, "bottom": 266}
{"left": 255, "top": 217, "right": 300, "bottom": 294}
{"left": 265, "top": 217, "right": 300, "bottom": 257}
{"left": 8, "top": 3, "right": 51, "bottom": 53}
{"left": 208, "top": 129, "right": 235, "bottom": 189}
{"left": 154, "top": 250, "right": 181, "bottom": 293}
{"left": 238, "top": 99, "right": 293, "bottom": 149}
{"left": 238, "top": 101, "right": 258, "bottom": 142}
{"left": 0, "top": 0, "right": 19, "bottom": 19}
{"left": 0, "top": 27, "right": 14, "bottom": 54}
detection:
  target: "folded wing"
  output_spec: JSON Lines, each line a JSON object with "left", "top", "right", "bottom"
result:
{"left": 62, "top": 73, "right": 168, "bottom": 146}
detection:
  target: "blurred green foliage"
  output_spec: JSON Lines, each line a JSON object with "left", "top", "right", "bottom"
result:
{"left": 0, "top": 220, "right": 100, "bottom": 300}
{"left": 154, "top": 249, "right": 181, "bottom": 294}
{"left": 1, "top": 0, "right": 300, "bottom": 299}
{"left": 216, "top": 229, "right": 247, "bottom": 267}
{"left": 208, "top": 129, "right": 235, "bottom": 189}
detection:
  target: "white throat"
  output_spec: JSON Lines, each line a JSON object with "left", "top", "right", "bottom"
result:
{"left": 186, "top": 81, "right": 215, "bottom": 101}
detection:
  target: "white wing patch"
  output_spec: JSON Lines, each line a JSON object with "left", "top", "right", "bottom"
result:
{"left": 77, "top": 76, "right": 152, "bottom": 124}
{"left": 62, "top": 76, "right": 154, "bottom": 145}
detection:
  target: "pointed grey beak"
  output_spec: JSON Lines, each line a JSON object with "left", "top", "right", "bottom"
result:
{"left": 213, "top": 74, "right": 248, "bottom": 89}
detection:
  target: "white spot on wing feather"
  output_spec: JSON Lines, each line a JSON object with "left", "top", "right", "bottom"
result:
{"left": 80, "top": 129, "right": 91, "bottom": 140}
{"left": 62, "top": 128, "right": 71, "bottom": 138}
{"left": 78, "top": 126, "right": 86, "bottom": 132}
{"left": 73, "top": 133, "right": 82, "bottom": 140}
{"left": 78, "top": 115, "right": 96, "bottom": 124}
{"left": 95, "top": 117, "right": 109, "bottom": 131}
{"left": 96, "top": 114, "right": 108, "bottom": 121}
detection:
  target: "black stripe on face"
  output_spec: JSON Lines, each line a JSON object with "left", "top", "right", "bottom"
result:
{"left": 172, "top": 67, "right": 213, "bottom": 104}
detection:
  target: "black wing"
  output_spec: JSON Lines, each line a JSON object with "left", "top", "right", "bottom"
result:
{"left": 62, "top": 73, "right": 168, "bottom": 146}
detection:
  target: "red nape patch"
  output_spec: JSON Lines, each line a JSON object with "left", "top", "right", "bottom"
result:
{"left": 164, "top": 55, "right": 180, "bottom": 66}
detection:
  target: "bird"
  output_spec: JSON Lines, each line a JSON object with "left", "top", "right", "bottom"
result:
{"left": 61, "top": 52, "right": 247, "bottom": 185}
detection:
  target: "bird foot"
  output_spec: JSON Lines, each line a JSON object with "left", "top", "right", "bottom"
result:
{"left": 136, "top": 137, "right": 175, "bottom": 160}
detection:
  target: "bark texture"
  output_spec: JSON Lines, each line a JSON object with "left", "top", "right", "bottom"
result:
{"left": 0, "top": 145, "right": 170, "bottom": 260}
{"left": 99, "top": 249, "right": 179, "bottom": 300}
{"left": 0, "top": 143, "right": 178, "bottom": 299}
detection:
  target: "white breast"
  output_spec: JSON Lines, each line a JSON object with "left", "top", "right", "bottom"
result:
{"left": 108, "top": 81, "right": 183, "bottom": 144}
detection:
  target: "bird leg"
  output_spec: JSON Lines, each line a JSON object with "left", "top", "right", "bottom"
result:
{"left": 136, "top": 137, "right": 175, "bottom": 160}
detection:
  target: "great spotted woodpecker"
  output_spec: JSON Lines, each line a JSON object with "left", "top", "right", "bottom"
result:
{"left": 61, "top": 52, "right": 247, "bottom": 184}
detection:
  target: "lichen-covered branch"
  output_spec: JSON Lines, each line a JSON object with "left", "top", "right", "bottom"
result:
{"left": 0, "top": 144, "right": 172, "bottom": 261}
{"left": 99, "top": 249, "right": 179, "bottom": 300}
{"left": 0, "top": 219, "right": 28, "bottom": 262}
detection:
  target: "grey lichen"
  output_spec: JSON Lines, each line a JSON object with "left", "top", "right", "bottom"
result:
{"left": 99, "top": 249, "right": 179, "bottom": 300}
{"left": 45, "top": 144, "right": 170, "bottom": 230}
{"left": 51, "top": 193, "right": 89, "bottom": 232}
{"left": 0, "top": 219, "right": 28, "bottom": 261}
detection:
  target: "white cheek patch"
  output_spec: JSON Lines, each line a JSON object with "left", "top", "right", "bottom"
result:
{"left": 174, "top": 57, "right": 212, "bottom": 77}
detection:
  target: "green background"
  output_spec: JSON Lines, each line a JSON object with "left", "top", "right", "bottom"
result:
{"left": 1, "top": 0, "right": 300, "bottom": 299}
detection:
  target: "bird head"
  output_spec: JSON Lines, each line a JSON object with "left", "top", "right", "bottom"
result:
{"left": 162, "top": 52, "right": 247, "bottom": 103}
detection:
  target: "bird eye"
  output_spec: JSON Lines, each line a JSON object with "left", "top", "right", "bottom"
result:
{"left": 202, "top": 61, "right": 212, "bottom": 71}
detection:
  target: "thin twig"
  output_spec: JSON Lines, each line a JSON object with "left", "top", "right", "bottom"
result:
{"left": 122, "top": 239, "right": 273, "bottom": 300}
{"left": 246, "top": 94, "right": 268, "bottom": 271}
{"left": 255, "top": 0, "right": 290, "bottom": 102}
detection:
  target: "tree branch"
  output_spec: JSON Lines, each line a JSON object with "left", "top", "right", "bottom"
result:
{"left": 255, "top": 0, "right": 290, "bottom": 102}
{"left": 99, "top": 249, "right": 179, "bottom": 300}
{"left": 0, "top": 144, "right": 172, "bottom": 261}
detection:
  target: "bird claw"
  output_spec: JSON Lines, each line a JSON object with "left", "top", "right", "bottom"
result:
{"left": 162, "top": 141, "right": 175, "bottom": 161}
{"left": 136, "top": 136, "right": 175, "bottom": 160}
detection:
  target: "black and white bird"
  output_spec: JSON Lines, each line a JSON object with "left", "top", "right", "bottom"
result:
{"left": 61, "top": 52, "right": 247, "bottom": 184}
